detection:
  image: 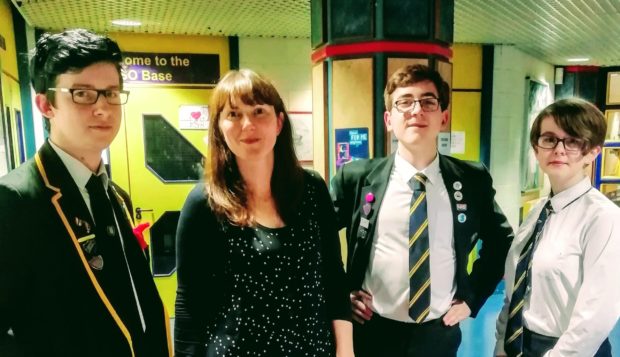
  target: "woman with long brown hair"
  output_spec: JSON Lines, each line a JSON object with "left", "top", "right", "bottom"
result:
{"left": 174, "top": 69, "right": 353, "bottom": 356}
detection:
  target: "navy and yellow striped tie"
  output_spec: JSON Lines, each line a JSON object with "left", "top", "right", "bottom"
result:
{"left": 504, "top": 202, "right": 551, "bottom": 356}
{"left": 408, "top": 173, "right": 431, "bottom": 323}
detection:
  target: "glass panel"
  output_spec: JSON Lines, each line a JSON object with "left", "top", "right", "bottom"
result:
{"left": 605, "top": 110, "right": 620, "bottom": 142}
{"left": 150, "top": 211, "right": 180, "bottom": 276}
{"left": 607, "top": 72, "right": 620, "bottom": 105}
{"left": 600, "top": 184, "right": 620, "bottom": 207}
{"left": 602, "top": 148, "right": 620, "bottom": 179}
{"left": 143, "top": 114, "right": 204, "bottom": 182}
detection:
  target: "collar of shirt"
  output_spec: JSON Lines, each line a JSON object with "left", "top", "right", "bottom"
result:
{"left": 394, "top": 150, "right": 441, "bottom": 187}
{"left": 48, "top": 140, "right": 109, "bottom": 191}
{"left": 548, "top": 177, "right": 592, "bottom": 213}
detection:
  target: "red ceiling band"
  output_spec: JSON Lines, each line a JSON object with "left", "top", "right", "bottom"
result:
{"left": 311, "top": 41, "right": 452, "bottom": 63}
{"left": 564, "top": 66, "right": 599, "bottom": 73}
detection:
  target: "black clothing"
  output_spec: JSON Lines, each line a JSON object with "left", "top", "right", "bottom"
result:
{"left": 0, "top": 141, "right": 170, "bottom": 357}
{"left": 353, "top": 314, "right": 461, "bottom": 357}
{"left": 174, "top": 170, "right": 349, "bottom": 356}
{"left": 330, "top": 154, "right": 514, "bottom": 317}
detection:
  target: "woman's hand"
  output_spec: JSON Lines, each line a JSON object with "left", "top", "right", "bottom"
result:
{"left": 350, "top": 290, "right": 373, "bottom": 324}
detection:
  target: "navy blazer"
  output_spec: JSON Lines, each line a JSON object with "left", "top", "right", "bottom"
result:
{"left": 330, "top": 154, "right": 514, "bottom": 316}
{"left": 0, "top": 141, "right": 171, "bottom": 357}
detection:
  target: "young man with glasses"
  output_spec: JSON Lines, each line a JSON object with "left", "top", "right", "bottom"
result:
{"left": 0, "top": 29, "right": 171, "bottom": 356}
{"left": 495, "top": 98, "right": 620, "bottom": 357}
{"left": 330, "top": 64, "right": 514, "bottom": 356}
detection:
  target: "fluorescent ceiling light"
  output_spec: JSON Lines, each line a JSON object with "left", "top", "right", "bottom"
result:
{"left": 566, "top": 57, "right": 590, "bottom": 62}
{"left": 111, "top": 19, "right": 142, "bottom": 27}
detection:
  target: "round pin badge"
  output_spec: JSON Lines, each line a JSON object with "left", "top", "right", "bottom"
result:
{"left": 457, "top": 213, "right": 467, "bottom": 223}
{"left": 454, "top": 191, "right": 463, "bottom": 201}
{"left": 453, "top": 181, "right": 463, "bottom": 190}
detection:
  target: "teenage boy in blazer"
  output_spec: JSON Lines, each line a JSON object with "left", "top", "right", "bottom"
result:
{"left": 0, "top": 29, "right": 171, "bottom": 357}
{"left": 331, "top": 64, "right": 514, "bottom": 356}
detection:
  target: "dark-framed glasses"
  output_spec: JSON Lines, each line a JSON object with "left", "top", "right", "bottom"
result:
{"left": 536, "top": 135, "right": 585, "bottom": 152}
{"left": 47, "top": 88, "right": 130, "bottom": 105}
{"left": 393, "top": 97, "right": 440, "bottom": 113}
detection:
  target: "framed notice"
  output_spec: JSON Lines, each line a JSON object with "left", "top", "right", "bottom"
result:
{"left": 289, "top": 112, "right": 313, "bottom": 162}
{"left": 179, "top": 105, "right": 209, "bottom": 130}
{"left": 335, "top": 127, "right": 369, "bottom": 168}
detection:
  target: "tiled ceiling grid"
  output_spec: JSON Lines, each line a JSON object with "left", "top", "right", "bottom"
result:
{"left": 13, "top": 0, "right": 311, "bottom": 38}
{"left": 11, "top": 0, "right": 620, "bottom": 65}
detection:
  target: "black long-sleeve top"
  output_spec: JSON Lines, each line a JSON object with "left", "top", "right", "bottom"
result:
{"left": 174, "top": 170, "right": 350, "bottom": 356}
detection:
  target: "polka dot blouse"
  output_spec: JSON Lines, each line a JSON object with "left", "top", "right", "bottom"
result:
{"left": 174, "top": 170, "right": 350, "bottom": 357}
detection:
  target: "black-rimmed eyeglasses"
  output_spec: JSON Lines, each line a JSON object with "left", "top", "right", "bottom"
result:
{"left": 393, "top": 97, "right": 440, "bottom": 113}
{"left": 47, "top": 88, "right": 130, "bottom": 105}
{"left": 536, "top": 135, "right": 586, "bottom": 152}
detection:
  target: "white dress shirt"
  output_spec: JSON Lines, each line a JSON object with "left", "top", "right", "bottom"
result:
{"left": 49, "top": 140, "right": 146, "bottom": 331}
{"left": 495, "top": 177, "right": 620, "bottom": 356}
{"left": 362, "top": 152, "right": 456, "bottom": 322}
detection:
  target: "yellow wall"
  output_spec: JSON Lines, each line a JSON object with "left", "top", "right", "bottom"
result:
{"left": 331, "top": 58, "right": 374, "bottom": 175}
{"left": 108, "top": 32, "right": 229, "bottom": 316}
{"left": 0, "top": 0, "right": 23, "bottom": 166}
{"left": 0, "top": 0, "right": 19, "bottom": 79}
{"left": 451, "top": 44, "right": 482, "bottom": 162}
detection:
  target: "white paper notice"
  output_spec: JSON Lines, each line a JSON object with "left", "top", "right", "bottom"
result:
{"left": 450, "top": 131, "right": 465, "bottom": 154}
{"left": 437, "top": 132, "right": 451, "bottom": 155}
{"left": 179, "top": 105, "right": 209, "bottom": 130}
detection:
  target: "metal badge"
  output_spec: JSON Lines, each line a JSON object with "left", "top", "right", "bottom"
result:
{"left": 456, "top": 203, "right": 467, "bottom": 211}
{"left": 88, "top": 255, "right": 104, "bottom": 270}
{"left": 453, "top": 181, "right": 463, "bottom": 190}
{"left": 360, "top": 217, "right": 370, "bottom": 229}
{"left": 363, "top": 203, "right": 372, "bottom": 216}
{"left": 454, "top": 191, "right": 463, "bottom": 201}
{"left": 457, "top": 213, "right": 467, "bottom": 223}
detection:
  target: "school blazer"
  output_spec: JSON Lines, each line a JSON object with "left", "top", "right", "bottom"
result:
{"left": 330, "top": 154, "right": 514, "bottom": 316}
{"left": 0, "top": 141, "right": 171, "bottom": 357}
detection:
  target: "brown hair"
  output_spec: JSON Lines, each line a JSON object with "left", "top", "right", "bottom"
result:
{"left": 529, "top": 98, "right": 607, "bottom": 154}
{"left": 205, "top": 69, "right": 304, "bottom": 226}
{"left": 383, "top": 64, "right": 450, "bottom": 111}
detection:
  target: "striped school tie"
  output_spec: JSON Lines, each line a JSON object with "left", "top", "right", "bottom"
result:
{"left": 504, "top": 202, "right": 552, "bottom": 356}
{"left": 408, "top": 173, "right": 431, "bottom": 323}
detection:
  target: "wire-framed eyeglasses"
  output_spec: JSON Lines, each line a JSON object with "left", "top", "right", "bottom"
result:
{"left": 393, "top": 97, "right": 440, "bottom": 113}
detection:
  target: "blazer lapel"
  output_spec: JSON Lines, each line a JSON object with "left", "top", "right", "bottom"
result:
{"left": 358, "top": 155, "right": 395, "bottom": 242}
{"left": 35, "top": 141, "right": 138, "bottom": 356}
{"left": 36, "top": 142, "right": 96, "bottom": 242}
{"left": 438, "top": 155, "right": 475, "bottom": 246}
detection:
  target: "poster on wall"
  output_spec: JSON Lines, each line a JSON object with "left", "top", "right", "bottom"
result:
{"left": 521, "top": 79, "right": 551, "bottom": 192}
{"left": 335, "top": 127, "right": 369, "bottom": 168}
{"left": 289, "top": 112, "right": 313, "bottom": 162}
{"left": 179, "top": 105, "right": 209, "bottom": 130}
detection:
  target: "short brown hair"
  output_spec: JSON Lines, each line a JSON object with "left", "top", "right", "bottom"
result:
{"left": 205, "top": 69, "right": 303, "bottom": 226}
{"left": 383, "top": 64, "right": 450, "bottom": 111}
{"left": 529, "top": 98, "right": 607, "bottom": 154}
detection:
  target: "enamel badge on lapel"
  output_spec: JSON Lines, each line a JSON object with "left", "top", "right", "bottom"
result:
{"left": 453, "top": 181, "right": 463, "bottom": 190}
{"left": 88, "top": 255, "right": 104, "bottom": 270}
{"left": 457, "top": 213, "right": 467, "bottom": 223}
{"left": 454, "top": 191, "right": 463, "bottom": 201}
{"left": 358, "top": 192, "right": 376, "bottom": 240}
{"left": 456, "top": 203, "right": 467, "bottom": 211}
{"left": 75, "top": 217, "right": 91, "bottom": 234}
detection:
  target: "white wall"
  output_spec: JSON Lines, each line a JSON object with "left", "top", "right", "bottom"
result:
{"left": 238, "top": 37, "right": 312, "bottom": 112}
{"left": 491, "top": 45, "right": 554, "bottom": 229}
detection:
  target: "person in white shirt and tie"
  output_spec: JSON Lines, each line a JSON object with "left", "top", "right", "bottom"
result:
{"left": 495, "top": 98, "right": 620, "bottom": 357}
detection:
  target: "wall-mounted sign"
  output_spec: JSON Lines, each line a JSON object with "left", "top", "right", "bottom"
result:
{"left": 179, "top": 105, "right": 209, "bottom": 130}
{"left": 121, "top": 52, "right": 219, "bottom": 87}
{"left": 335, "top": 127, "right": 369, "bottom": 168}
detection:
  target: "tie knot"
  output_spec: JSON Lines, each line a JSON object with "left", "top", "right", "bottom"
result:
{"left": 411, "top": 173, "right": 427, "bottom": 191}
{"left": 86, "top": 174, "right": 105, "bottom": 193}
